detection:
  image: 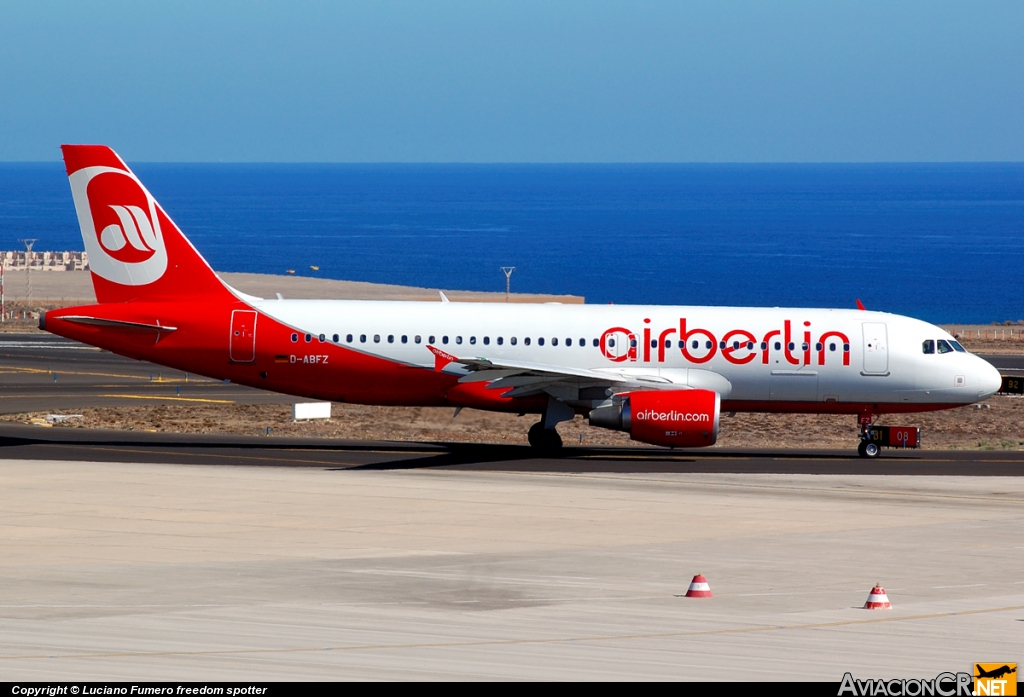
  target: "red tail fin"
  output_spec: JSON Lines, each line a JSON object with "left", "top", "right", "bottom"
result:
{"left": 62, "top": 145, "right": 234, "bottom": 304}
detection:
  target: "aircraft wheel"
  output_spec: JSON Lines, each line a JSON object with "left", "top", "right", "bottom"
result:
{"left": 858, "top": 441, "right": 880, "bottom": 458}
{"left": 528, "top": 422, "right": 563, "bottom": 452}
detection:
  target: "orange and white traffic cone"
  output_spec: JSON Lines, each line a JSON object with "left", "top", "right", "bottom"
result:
{"left": 863, "top": 584, "right": 891, "bottom": 609}
{"left": 685, "top": 573, "right": 713, "bottom": 598}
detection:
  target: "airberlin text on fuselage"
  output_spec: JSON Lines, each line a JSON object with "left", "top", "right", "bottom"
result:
{"left": 600, "top": 318, "right": 851, "bottom": 367}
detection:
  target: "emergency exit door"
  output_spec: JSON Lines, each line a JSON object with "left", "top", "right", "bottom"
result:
{"left": 230, "top": 310, "right": 257, "bottom": 363}
{"left": 862, "top": 322, "right": 888, "bottom": 374}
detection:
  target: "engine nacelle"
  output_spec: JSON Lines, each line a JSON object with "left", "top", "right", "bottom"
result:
{"left": 588, "top": 389, "right": 720, "bottom": 448}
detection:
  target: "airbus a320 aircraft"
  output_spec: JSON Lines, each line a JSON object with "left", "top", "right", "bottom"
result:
{"left": 42, "top": 145, "right": 1002, "bottom": 457}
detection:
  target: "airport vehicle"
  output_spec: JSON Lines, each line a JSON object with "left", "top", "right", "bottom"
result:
{"left": 42, "top": 145, "right": 1003, "bottom": 456}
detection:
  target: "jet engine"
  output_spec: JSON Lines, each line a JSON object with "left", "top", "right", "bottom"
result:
{"left": 588, "top": 389, "right": 720, "bottom": 448}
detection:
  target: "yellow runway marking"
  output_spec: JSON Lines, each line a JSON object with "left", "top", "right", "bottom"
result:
{"left": 47, "top": 444, "right": 416, "bottom": 468}
{"left": 0, "top": 367, "right": 210, "bottom": 382}
{"left": 3, "top": 604, "right": 1021, "bottom": 662}
{"left": 505, "top": 471, "right": 1024, "bottom": 504}
{"left": 96, "top": 394, "right": 235, "bottom": 404}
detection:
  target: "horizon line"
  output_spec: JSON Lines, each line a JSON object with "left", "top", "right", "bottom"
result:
{"left": 2, "top": 159, "right": 1024, "bottom": 166}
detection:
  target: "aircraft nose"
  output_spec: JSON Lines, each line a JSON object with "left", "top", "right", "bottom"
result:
{"left": 977, "top": 358, "right": 1002, "bottom": 398}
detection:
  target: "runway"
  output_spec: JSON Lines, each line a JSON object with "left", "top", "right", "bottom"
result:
{"left": 1, "top": 421, "right": 1024, "bottom": 475}
{"left": 1, "top": 332, "right": 1022, "bottom": 680}
{"left": 0, "top": 333, "right": 283, "bottom": 414}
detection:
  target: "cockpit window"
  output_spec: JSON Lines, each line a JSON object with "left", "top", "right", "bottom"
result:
{"left": 937, "top": 339, "right": 953, "bottom": 354}
{"left": 922, "top": 340, "right": 935, "bottom": 354}
{"left": 950, "top": 340, "right": 966, "bottom": 352}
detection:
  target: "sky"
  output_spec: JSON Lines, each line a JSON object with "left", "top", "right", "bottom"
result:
{"left": 1, "top": 1, "right": 1023, "bottom": 162}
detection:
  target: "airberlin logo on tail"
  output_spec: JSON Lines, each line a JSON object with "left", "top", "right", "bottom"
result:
{"left": 68, "top": 166, "right": 168, "bottom": 286}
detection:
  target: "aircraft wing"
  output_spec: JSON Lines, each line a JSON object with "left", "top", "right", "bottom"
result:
{"left": 424, "top": 345, "right": 729, "bottom": 400}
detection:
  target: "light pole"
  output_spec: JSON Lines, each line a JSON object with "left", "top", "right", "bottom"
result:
{"left": 501, "top": 266, "right": 515, "bottom": 302}
{"left": 19, "top": 239, "right": 37, "bottom": 304}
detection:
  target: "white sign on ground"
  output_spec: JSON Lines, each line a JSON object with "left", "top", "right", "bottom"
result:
{"left": 292, "top": 402, "right": 331, "bottom": 421}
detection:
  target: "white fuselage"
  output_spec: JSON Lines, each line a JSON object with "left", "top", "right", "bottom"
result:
{"left": 252, "top": 299, "right": 1002, "bottom": 410}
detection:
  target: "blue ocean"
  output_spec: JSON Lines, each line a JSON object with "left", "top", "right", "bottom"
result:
{"left": 1, "top": 163, "right": 1022, "bottom": 324}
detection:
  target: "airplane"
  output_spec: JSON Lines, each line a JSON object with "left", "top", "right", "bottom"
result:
{"left": 41, "top": 145, "right": 1003, "bottom": 457}
{"left": 975, "top": 665, "right": 1016, "bottom": 680}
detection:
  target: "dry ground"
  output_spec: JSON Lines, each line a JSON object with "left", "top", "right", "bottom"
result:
{"left": 6, "top": 394, "right": 1022, "bottom": 451}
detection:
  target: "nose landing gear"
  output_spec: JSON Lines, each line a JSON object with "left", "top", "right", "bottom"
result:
{"left": 857, "top": 440, "right": 881, "bottom": 458}
{"left": 857, "top": 416, "right": 920, "bottom": 458}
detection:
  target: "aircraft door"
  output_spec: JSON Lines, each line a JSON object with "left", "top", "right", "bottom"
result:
{"left": 862, "top": 322, "right": 888, "bottom": 374}
{"left": 604, "top": 329, "right": 634, "bottom": 362}
{"left": 230, "top": 310, "right": 258, "bottom": 363}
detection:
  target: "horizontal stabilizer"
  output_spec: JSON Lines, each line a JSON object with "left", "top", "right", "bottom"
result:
{"left": 60, "top": 316, "right": 178, "bottom": 333}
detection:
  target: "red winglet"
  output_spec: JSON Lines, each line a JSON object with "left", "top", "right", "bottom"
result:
{"left": 426, "top": 345, "right": 459, "bottom": 372}
{"left": 856, "top": 299, "right": 866, "bottom": 311}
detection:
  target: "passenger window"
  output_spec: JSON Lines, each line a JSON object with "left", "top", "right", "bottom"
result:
{"left": 525, "top": 338, "right": 531, "bottom": 346}
{"left": 387, "top": 335, "right": 394, "bottom": 343}
{"left": 332, "top": 334, "right": 339, "bottom": 343}
{"left": 608, "top": 338, "right": 616, "bottom": 347}
{"left": 456, "top": 336, "right": 463, "bottom": 344}
{"left": 373, "top": 335, "right": 380, "bottom": 343}
{"left": 291, "top": 333, "right": 298, "bottom": 343}
{"left": 705, "top": 341, "right": 712, "bottom": 349}
{"left": 346, "top": 334, "right": 353, "bottom": 343}
{"left": 469, "top": 336, "right": 476, "bottom": 345}
{"left": 843, "top": 343, "right": 850, "bottom": 351}
{"left": 318, "top": 334, "right": 325, "bottom": 342}
{"left": 511, "top": 337, "right": 517, "bottom": 345}
{"left": 951, "top": 340, "right": 966, "bottom": 352}
{"left": 747, "top": 341, "right": 754, "bottom": 350}
{"left": 937, "top": 339, "right": 953, "bottom": 354}
{"left": 679, "top": 340, "right": 685, "bottom": 349}
{"left": 719, "top": 341, "right": 726, "bottom": 349}
{"left": 593, "top": 339, "right": 600, "bottom": 347}
{"left": 801, "top": 342, "right": 809, "bottom": 351}
{"left": 691, "top": 340, "right": 699, "bottom": 349}
{"left": 922, "top": 340, "right": 935, "bottom": 354}
{"left": 360, "top": 334, "right": 366, "bottom": 343}
{"left": 733, "top": 341, "right": 740, "bottom": 350}
{"left": 401, "top": 335, "right": 408, "bottom": 344}
{"left": 305, "top": 334, "right": 312, "bottom": 343}
{"left": 552, "top": 338, "right": 558, "bottom": 346}
{"left": 815, "top": 343, "right": 822, "bottom": 351}
{"left": 761, "top": 342, "right": 767, "bottom": 350}
{"left": 566, "top": 338, "right": 572, "bottom": 346}
{"left": 774, "top": 342, "right": 781, "bottom": 351}
{"left": 829, "top": 343, "right": 836, "bottom": 351}
{"left": 442, "top": 336, "right": 449, "bottom": 344}
{"left": 666, "top": 340, "right": 673, "bottom": 348}
{"left": 630, "top": 338, "right": 637, "bottom": 348}
{"left": 429, "top": 335, "right": 435, "bottom": 344}
{"left": 539, "top": 338, "right": 546, "bottom": 346}
{"left": 651, "top": 339, "right": 657, "bottom": 348}
{"left": 414, "top": 335, "right": 421, "bottom": 344}
{"left": 483, "top": 336, "right": 490, "bottom": 345}
{"left": 497, "top": 337, "right": 503, "bottom": 345}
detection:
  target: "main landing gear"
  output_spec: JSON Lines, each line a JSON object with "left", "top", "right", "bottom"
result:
{"left": 528, "top": 421, "right": 563, "bottom": 452}
{"left": 527, "top": 396, "right": 575, "bottom": 454}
